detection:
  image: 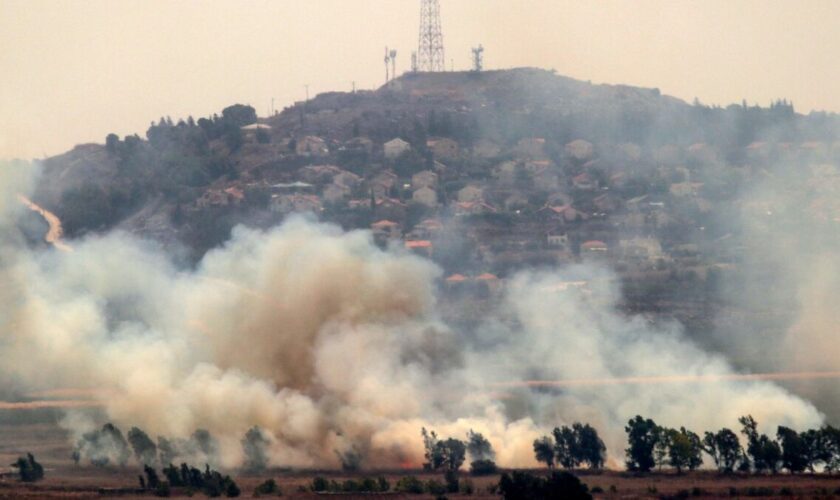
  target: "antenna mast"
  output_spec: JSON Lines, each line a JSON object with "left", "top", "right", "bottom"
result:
{"left": 471, "top": 44, "right": 484, "bottom": 72}
{"left": 417, "top": 0, "right": 445, "bottom": 72}
{"left": 384, "top": 47, "right": 391, "bottom": 84}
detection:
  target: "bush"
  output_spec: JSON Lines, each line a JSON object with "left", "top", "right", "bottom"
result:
{"left": 591, "top": 486, "right": 604, "bottom": 493}
{"left": 461, "top": 478, "right": 474, "bottom": 495}
{"left": 469, "top": 459, "right": 498, "bottom": 475}
{"left": 12, "top": 453, "right": 44, "bottom": 482}
{"left": 311, "top": 476, "right": 329, "bottom": 492}
{"left": 395, "top": 476, "right": 425, "bottom": 494}
{"left": 499, "top": 470, "right": 591, "bottom": 500}
{"left": 253, "top": 478, "right": 281, "bottom": 496}
{"left": 154, "top": 481, "right": 171, "bottom": 497}
{"left": 426, "top": 479, "right": 446, "bottom": 495}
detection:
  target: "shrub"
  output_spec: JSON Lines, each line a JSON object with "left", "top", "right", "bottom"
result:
{"left": 253, "top": 478, "right": 281, "bottom": 496}
{"left": 12, "top": 453, "right": 44, "bottom": 482}
{"left": 591, "top": 486, "right": 604, "bottom": 493}
{"left": 469, "top": 459, "right": 498, "bottom": 476}
{"left": 154, "top": 481, "right": 171, "bottom": 497}
{"left": 311, "top": 476, "right": 329, "bottom": 492}
{"left": 426, "top": 479, "right": 446, "bottom": 495}
{"left": 395, "top": 476, "right": 425, "bottom": 494}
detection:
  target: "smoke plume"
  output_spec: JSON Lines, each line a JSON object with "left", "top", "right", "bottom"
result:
{"left": 0, "top": 161, "right": 826, "bottom": 470}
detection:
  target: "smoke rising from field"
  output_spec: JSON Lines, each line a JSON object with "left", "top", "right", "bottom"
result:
{"left": 0, "top": 162, "right": 827, "bottom": 469}
{"left": 708, "top": 161, "right": 840, "bottom": 417}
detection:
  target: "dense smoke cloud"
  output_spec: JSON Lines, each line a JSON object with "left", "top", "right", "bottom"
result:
{"left": 0, "top": 162, "right": 826, "bottom": 469}
{"left": 708, "top": 161, "right": 840, "bottom": 417}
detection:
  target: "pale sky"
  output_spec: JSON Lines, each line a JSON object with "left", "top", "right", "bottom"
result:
{"left": 2, "top": 0, "right": 839, "bottom": 160}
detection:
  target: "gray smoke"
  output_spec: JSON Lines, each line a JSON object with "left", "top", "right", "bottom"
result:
{"left": 0, "top": 161, "right": 826, "bottom": 469}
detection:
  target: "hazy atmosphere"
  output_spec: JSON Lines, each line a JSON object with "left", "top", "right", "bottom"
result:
{"left": 3, "top": 0, "right": 840, "bottom": 159}
{"left": 2, "top": 1, "right": 840, "bottom": 498}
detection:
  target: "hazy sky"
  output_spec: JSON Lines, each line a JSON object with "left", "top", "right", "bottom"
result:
{"left": 2, "top": 0, "right": 839, "bottom": 160}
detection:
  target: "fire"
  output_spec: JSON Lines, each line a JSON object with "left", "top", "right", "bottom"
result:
{"left": 17, "top": 194, "right": 73, "bottom": 252}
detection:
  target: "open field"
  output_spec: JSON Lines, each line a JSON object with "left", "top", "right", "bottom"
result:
{"left": 4, "top": 419, "right": 840, "bottom": 498}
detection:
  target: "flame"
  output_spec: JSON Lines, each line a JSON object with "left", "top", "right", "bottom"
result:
{"left": 17, "top": 194, "right": 73, "bottom": 252}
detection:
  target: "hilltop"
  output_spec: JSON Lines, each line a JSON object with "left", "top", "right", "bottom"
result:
{"left": 24, "top": 68, "right": 839, "bottom": 333}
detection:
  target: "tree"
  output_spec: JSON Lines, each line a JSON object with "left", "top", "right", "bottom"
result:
{"left": 625, "top": 416, "right": 659, "bottom": 472}
{"left": 701, "top": 428, "right": 742, "bottom": 473}
{"left": 666, "top": 427, "right": 703, "bottom": 473}
{"left": 777, "top": 426, "right": 808, "bottom": 473}
{"left": 739, "top": 415, "right": 782, "bottom": 473}
{"left": 553, "top": 426, "right": 579, "bottom": 469}
{"left": 241, "top": 426, "right": 270, "bottom": 472}
{"left": 421, "top": 428, "right": 465, "bottom": 472}
{"left": 533, "top": 436, "right": 555, "bottom": 469}
{"left": 574, "top": 423, "right": 607, "bottom": 469}
{"left": 106, "top": 133, "right": 120, "bottom": 154}
{"left": 128, "top": 427, "right": 157, "bottom": 466}
{"left": 466, "top": 430, "right": 496, "bottom": 475}
{"left": 221, "top": 104, "right": 257, "bottom": 127}
{"left": 11, "top": 453, "right": 44, "bottom": 482}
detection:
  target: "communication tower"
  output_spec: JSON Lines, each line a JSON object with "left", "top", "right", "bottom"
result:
{"left": 417, "top": 0, "right": 445, "bottom": 72}
{"left": 390, "top": 49, "right": 397, "bottom": 80}
{"left": 384, "top": 47, "right": 391, "bottom": 83}
{"left": 471, "top": 45, "right": 484, "bottom": 72}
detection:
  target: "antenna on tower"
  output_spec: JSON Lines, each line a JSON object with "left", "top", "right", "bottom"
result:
{"left": 411, "top": 51, "right": 418, "bottom": 73}
{"left": 384, "top": 47, "right": 391, "bottom": 84}
{"left": 471, "top": 44, "right": 484, "bottom": 72}
{"left": 390, "top": 49, "right": 397, "bottom": 81}
{"left": 417, "top": 0, "right": 445, "bottom": 72}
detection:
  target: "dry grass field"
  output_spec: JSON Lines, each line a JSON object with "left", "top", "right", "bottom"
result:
{"left": 3, "top": 415, "right": 840, "bottom": 498}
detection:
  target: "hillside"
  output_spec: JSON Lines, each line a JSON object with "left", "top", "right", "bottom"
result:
{"left": 24, "top": 69, "right": 839, "bottom": 331}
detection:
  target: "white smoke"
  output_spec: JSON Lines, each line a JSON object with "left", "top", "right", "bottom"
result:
{"left": 0, "top": 163, "right": 825, "bottom": 470}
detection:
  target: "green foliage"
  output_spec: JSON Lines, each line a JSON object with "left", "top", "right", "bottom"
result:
{"left": 776, "top": 426, "right": 808, "bottom": 473}
{"left": 421, "top": 428, "right": 466, "bottom": 471}
{"left": 128, "top": 427, "right": 157, "bottom": 466}
{"left": 498, "top": 470, "right": 591, "bottom": 500}
{"left": 311, "top": 476, "right": 329, "bottom": 492}
{"left": 625, "top": 416, "right": 659, "bottom": 472}
{"left": 739, "top": 415, "right": 782, "bottom": 473}
{"left": 665, "top": 427, "right": 703, "bottom": 473}
{"left": 533, "top": 436, "right": 555, "bottom": 469}
{"left": 73, "top": 422, "right": 131, "bottom": 467}
{"left": 221, "top": 104, "right": 257, "bottom": 128}
{"left": 11, "top": 453, "right": 44, "bottom": 482}
{"left": 395, "top": 475, "right": 425, "bottom": 494}
{"left": 469, "top": 459, "right": 498, "bottom": 475}
{"left": 701, "top": 428, "right": 742, "bottom": 473}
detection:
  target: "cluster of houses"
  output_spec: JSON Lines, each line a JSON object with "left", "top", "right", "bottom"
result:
{"left": 192, "top": 121, "right": 840, "bottom": 291}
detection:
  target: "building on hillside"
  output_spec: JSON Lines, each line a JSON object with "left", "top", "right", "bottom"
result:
{"left": 565, "top": 139, "right": 594, "bottom": 162}
{"left": 271, "top": 193, "right": 322, "bottom": 214}
{"left": 427, "top": 137, "right": 459, "bottom": 161}
{"left": 455, "top": 201, "right": 496, "bottom": 216}
{"left": 405, "top": 239, "right": 433, "bottom": 257}
{"left": 546, "top": 232, "right": 569, "bottom": 249}
{"left": 299, "top": 165, "right": 341, "bottom": 184}
{"left": 515, "top": 137, "right": 547, "bottom": 158}
{"left": 323, "top": 183, "right": 351, "bottom": 204}
{"left": 457, "top": 185, "right": 484, "bottom": 203}
{"left": 333, "top": 170, "right": 362, "bottom": 189}
{"left": 384, "top": 138, "right": 411, "bottom": 159}
{"left": 472, "top": 139, "right": 501, "bottom": 159}
{"left": 412, "top": 186, "right": 438, "bottom": 208}
{"left": 371, "top": 220, "right": 402, "bottom": 241}
{"left": 296, "top": 136, "right": 329, "bottom": 156}
{"left": 411, "top": 170, "right": 438, "bottom": 189}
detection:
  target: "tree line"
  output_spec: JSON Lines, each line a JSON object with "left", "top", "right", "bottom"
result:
{"left": 529, "top": 415, "right": 840, "bottom": 475}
